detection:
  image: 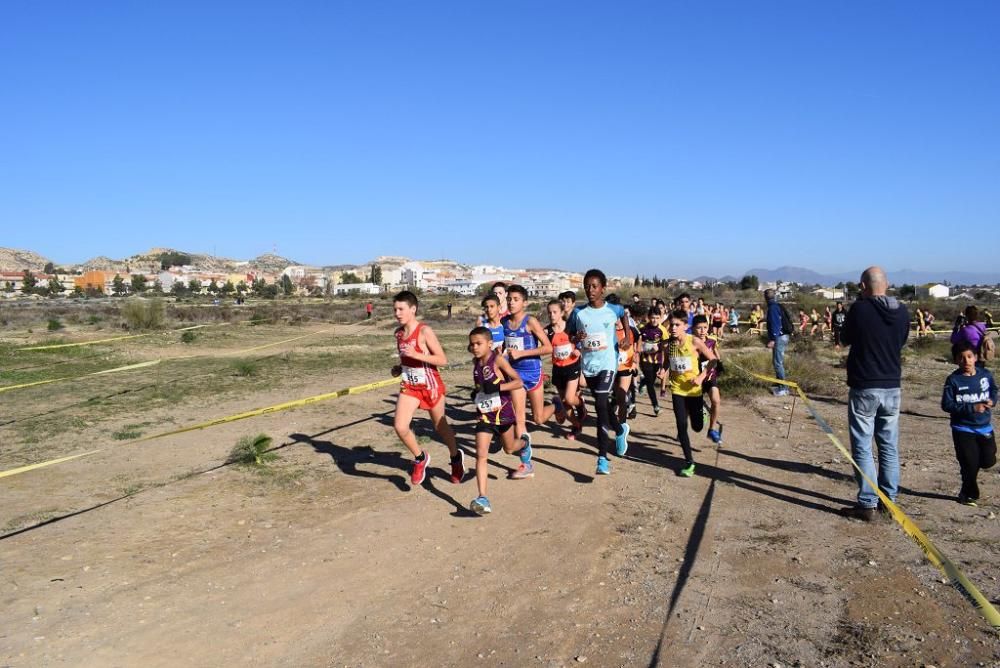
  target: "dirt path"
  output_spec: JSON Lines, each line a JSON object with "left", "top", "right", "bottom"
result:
{"left": 2, "top": 365, "right": 999, "bottom": 667}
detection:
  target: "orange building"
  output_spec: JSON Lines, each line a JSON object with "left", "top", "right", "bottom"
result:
{"left": 74, "top": 270, "right": 111, "bottom": 293}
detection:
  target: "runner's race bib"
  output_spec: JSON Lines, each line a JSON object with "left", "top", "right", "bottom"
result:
{"left": 641, "top": 341, "right": 659, "bottom": 353}
{"left": 553, "top": 343, "right": 574, "bottom": 361}
{"left": 582, "top": 332, "right": 608, "bottom": 353}
{"left": 490, "top": 340, "right": 504, "bottom": 351}
{"left": 505, "top": 335, "right": 525, "bottom": 351}
{"left": 669, "top": 356, "right": 693, "bottom": 373}
{"left": 475, "top": 392, "right": 502, "bottom": 413}
{"left": 402, "top": 365, "right": 427, "bottom": 386}
{"left": 618, "top": 349, "right": 630, "bottom": 366}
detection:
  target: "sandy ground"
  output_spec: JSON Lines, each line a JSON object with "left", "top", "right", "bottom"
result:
{"left": 2, "top": 325, "right": 999, "bottom": 667}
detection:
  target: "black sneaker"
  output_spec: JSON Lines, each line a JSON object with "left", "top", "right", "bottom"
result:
{"left": 957, "top": 495, "right": 978, "bottom": 507}
{"left": 839, "top": 506, "right": 877, "bottom": 522}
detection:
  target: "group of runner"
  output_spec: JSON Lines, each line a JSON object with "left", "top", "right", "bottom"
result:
{"left": 390, "top": 271, "right": 724, "bottom": 515}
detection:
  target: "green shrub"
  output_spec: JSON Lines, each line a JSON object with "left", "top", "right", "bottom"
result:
{"left": 112, "top": 426, "right": 143, "bottom": 440}
{"left": 121, "top": 298, "right": 165, "bottom": 330}
{"left": 228, "top": 433, "right": 277, "bottom": 466}
{"left": 233, "top": 359, "right": 259, "bottom": 377}
{"left": 47, "top": 318, "right": 63, "bottom": 331}
{"left": 181, "top": 331, "right": 197, "bottom": 344}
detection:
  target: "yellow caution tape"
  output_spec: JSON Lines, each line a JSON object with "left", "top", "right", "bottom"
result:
{"left": 0, "top": 359, "right": 162, "bottom": 394}
{"left": 729, "top": 360, "right": 1000, "bottom": 631}
{"left": 19, "top": 324, "right": 210, "bottom": 351}
{"left": 0, "top": 377, "right": 401, "bottom": 479}
{"left": 0, "top": 450, "right": 104, "bottom": 480}
{"left": 132, "top": 378, "right": 400, "bottom": 441}
{"left": 224, "top": 328, "right": 331, "bottom": 355}
{"left": 2, "top": 327, "right": 334, "bottom": 395}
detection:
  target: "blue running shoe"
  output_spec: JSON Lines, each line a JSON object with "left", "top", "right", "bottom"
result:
{"left": 708, "top": 429, "right": 721, "bottom": 444}
{"left": 596, "top": 456, "right": 611, "bottom": 475}
{"left": 519, "top": 433, "right": 533, "bottom": 465}
{"left": 470, "top": 496, "right": 492, "bottom": 515}
{"left": 615, "top": 422, "right": 630, "bottom": 457}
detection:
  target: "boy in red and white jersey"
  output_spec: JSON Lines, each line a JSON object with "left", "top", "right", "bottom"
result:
{"left": 391, "top": 291, "right": 464, "bottom": 487}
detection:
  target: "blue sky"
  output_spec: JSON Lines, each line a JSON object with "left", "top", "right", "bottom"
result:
{"left": 2, "top": 1, "right": 998, "bottom": 277}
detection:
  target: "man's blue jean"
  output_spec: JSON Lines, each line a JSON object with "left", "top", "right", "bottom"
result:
{"left": 772, "top": 334, "right": 790, "bottom": 380}
{"left": 848, "top": 387, "right": 901, "bottom": 508}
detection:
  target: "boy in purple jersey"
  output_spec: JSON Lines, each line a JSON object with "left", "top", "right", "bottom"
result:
{"left": 468, "top": 327, "right": 525, "bottom": 515}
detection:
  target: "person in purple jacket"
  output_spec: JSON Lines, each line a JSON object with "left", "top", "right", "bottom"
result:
{"left": 951, "top": 305, "right": 987, "bottom": 363}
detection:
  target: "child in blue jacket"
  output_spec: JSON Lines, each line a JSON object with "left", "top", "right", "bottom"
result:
{"left": 941, "top": 342, "right": 997, "bottom": 506}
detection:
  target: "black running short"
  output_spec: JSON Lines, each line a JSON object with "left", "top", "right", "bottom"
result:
{"left": 476, "top": 421, "right": 514, "bottom": 435}
{"left": 551, "top": 363, "right": 581, "bottom": 392}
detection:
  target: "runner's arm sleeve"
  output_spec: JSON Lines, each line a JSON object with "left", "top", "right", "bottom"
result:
{"left": 941, "top": 376, "right": 975, "bottom": 417}
{"left": 566, "top": 311, "right": 579, "bottom": 337}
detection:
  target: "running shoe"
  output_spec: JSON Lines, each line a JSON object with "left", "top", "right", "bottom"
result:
{"left": 629, "top": 407, "right": 637, "bottom": 420}
{"left": 411, "top": 452, "right": 429, "bottom": 486}
{"left": 566, "top": 427, "right": 580, "bottom": 441}
{"left": 958, "top": 495, "right": 978, "bottom": 507}
{"left": 450, "top": 450, "right": 465, "bottom": 484}
{"left": 772, "top": 386, "right": 790, "bottom": 397}
{"left": 519, "top": 433, "right": 533, "bottom": 465}
{"left": 679, "top": 462, "right": 696, "bottom": 477}
{"left": 576, "top": 401, "right": 588, "bottom": 423}
{"left": 653, "top": 405, "right": 661, "bottom": 417}
{"left": 596, "top": 456, "right": 611, "bottom": 475}
{"left": 707, "top": 429, "right": 721, "bottom": 444}
{"left": 659, "top": 389, "right": 666, "bottom": 398}
{"left": 614, "top": 422, "right": 630, "bottom": 457}
{"left": 470, "top": 496, "right": 492, "bottom": 515}
{"left": 511, "top": 462, "right": 535, "bottom": 479}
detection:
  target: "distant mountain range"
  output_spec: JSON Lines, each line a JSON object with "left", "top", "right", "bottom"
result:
{"left": 2, "top": 248, "right": 998, "bottom": 286}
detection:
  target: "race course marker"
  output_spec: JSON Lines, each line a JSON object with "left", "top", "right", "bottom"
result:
{"left": 729, "top": 359, "right": 1000, "bottom": 631}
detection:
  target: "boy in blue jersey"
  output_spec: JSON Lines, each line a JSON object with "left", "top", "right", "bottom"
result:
{"left": 941, "top": 342, "right": 996, "bottom": 506}
{"left": 481, "top": 294, "right": 506, "bottom": 351}
{"left": 566, "top": 269, "right": 632, "bottom": 475}
{"left": 502, "top": 284, "right": 555, "bottom": 479}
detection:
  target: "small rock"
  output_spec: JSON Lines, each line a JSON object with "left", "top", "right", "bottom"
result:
{"left": 868, "top": 560, "right": 877, "bottom": 566}
{"left": 696, "top": 625, "right": 704, "bottom": 630}
{"left": 576, "top": 657, "right": 587, "bottom": 663}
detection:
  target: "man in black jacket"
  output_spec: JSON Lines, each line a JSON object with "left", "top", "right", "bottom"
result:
{"left": 840, "top": 266, "right": 910, "bottom": 521}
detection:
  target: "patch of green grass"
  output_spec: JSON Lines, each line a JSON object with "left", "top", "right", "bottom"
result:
{"left": 112, "top": 424, "right": 146, "bottom": 440}
{"left": 47, "top": 318, "right": 63, "bottom": 331}
{"left": 3, "top": 508, "right": 64, "bottom": 533}
{"left": 232, "top": 359, "right": 260, "bottom": 377}
{"left": 180, "top": 330, "right": 197, "bottom": 344}
{"left": 228, "top": 433, "right": 277, "bottom": 467}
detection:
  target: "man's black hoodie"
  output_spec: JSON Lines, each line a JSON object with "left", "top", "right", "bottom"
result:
{"left": 841, "top": 296, "right": 910, "bottom": 389}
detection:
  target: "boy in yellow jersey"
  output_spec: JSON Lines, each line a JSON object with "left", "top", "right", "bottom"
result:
{"left": 664, "top": 309, "right": 718, "bottom": 477}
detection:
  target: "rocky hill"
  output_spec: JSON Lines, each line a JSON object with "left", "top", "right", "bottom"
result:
{"left": 0, "top": 248, "right": 54, "bottom": 272}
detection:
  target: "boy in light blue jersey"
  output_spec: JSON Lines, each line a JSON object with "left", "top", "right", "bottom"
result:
{"left": 566, "top": 269, "right": 632, "bottom": 475}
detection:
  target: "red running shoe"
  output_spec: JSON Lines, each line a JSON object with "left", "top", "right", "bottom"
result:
{"left": 411, "top": 451, "right": 429, "bottom": 486}
{"left": 450, "top": 450, "right": 465, "bottom": 484}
